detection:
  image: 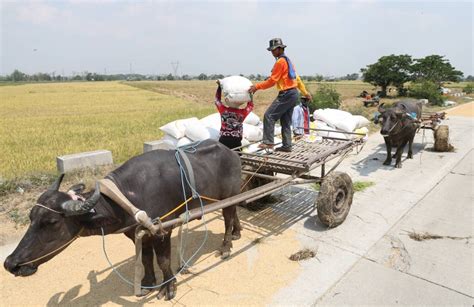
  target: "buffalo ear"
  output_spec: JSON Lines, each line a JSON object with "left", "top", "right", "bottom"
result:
{"left": 68, "top": 183, "right": 86, "bottom": 194}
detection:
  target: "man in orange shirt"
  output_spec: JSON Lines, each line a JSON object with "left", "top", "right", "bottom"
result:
{"left": 249, "top": 38, "right": 311, "bottom": 152}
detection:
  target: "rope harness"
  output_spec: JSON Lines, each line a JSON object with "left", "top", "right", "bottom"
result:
{"left": 19, "top": 226, "right": 84, "bottom": 266}
{"left": 103, "top": 141, "right": 221, "bottom": 294}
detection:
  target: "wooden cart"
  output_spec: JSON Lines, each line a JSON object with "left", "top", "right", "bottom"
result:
{"left": 419, "top": 112, "right": 451, "bottom": 152}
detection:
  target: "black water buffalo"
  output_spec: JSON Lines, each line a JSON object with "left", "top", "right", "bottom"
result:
{"left": 4, "top": 139, "right": 242, "bottom": 300}
{"left": 376, "top": 100, "right": 422, "bottom": 168}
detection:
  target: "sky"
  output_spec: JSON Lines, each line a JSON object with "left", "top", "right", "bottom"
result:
{"left": 1, "top": 0, "right": 473, "bottom": 77}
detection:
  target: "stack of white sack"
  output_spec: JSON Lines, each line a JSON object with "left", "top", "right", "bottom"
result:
{"left": 158, "top": 111, "right": 264, "bottom": 149}
{"left": 313, "top": 109, "right": 370, "bottom": 140}
{"left": 219, "top": 76, "right": 253, "bottom": 108}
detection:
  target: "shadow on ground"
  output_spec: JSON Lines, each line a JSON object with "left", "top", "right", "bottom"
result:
{"left": 47, "top": 185, "right": 320, "bottom": 305}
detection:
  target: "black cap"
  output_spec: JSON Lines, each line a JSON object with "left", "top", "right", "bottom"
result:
{"left": 267, "top": 38, "right": 287, "bottom": 51}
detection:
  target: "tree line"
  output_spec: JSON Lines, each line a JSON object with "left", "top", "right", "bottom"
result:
{"left": 0, "top": 71, "right": 363, "bottom": 83}
{"left": 361, "top": 54, "right": 467, "bottom": 97}
{"left": 2, "top": 54, "right": 471, "bottom": 88}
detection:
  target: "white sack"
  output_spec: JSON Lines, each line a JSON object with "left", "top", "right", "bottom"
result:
{"left": 161, "top": 134, "right": 179, "bottom": 148}
{"left": 244, "top": 143, "right": 261, "bottom": 153}
{"left": 314, "top": 121, "right": 348, "bottom": 139}
{"left": 243, "top": 112, "right": 261, "bottom": 126}
{"left": 184, "top": 119, "right": 211, "bottom": 141}
{"left": 274, "top": 124, "right": 282, "bottom": 136}
{"left": 219, "top": 76, "right": 252, "bottom": 104}
{"left": 243, "top": 123, "right": 263, "bottom": 141}
{"left": 200, "top": 113, "right": 221, "bottom": 129}
{"left": 353, "top": 115, "right": 370, "bottom": 129}
{"left": 160, "top": 117, "right": 199, "bottom": 139}
{"left": 314, "top": 109, "right": 358, "bottom": 132}
{"left": 177, "top": 137, "right": 193, "bottom": 147}
{"left": 206, "top": 126, "right": 220, "bottom": 140}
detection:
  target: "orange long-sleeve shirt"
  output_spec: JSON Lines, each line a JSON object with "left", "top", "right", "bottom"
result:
{"left": 255, "top": 56, "right": 309, "bottom": 96}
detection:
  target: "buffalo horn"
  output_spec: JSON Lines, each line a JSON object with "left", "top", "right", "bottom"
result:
{"left": 49, "top": 173, "right": 65, "bottom": 191}
{"left": 61, "top": 182, "right": 101, "bottom": 216}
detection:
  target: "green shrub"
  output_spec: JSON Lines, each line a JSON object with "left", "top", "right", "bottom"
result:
{"left": 408, "top": 81, "right": 445, "bottom": 106}
{"left": 308, "top": 84, "right": 341, "bottom": 112}
{"left": 462, "top": 83, "right": 474, "bottom": 94}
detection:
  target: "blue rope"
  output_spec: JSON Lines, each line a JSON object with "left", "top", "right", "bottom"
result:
{"left": 101, "top": 140, "right": 210, "bottom": 290}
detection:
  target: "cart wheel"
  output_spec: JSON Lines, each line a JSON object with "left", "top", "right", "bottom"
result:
{"left": 241, "top": 167, "right": 274, "bottom": 211}
{"left": 434, "top": 125, "right": 451, "bottom": 152}
{"left": 316, "top": 171, "right": 353, "bottom": 228}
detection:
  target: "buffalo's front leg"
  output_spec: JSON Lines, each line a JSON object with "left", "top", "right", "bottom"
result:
{"left": 139, "top": 243, "right": 157, "bottom": 296}
{"left": 221, "top": 205, "right": 237, "bottom": 259}
{"left": 395, "top": 141, "right": 408, "bottom": 168}
{"left": 383, "top": 137, "right": 392, "bottom": 165}
{"left": 153, "top": 232, "right": 176, "bottom": 301}
{"left": 407, "top": 134, "right": 415, "bottom": 159}
{"left": 125, "top": 231, "right": 156, "bottom": 297}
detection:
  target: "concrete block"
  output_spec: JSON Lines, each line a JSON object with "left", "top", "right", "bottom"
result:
{"left": 56, "top": 150, "right": 113, "bottom": 173}
{"left": 143, "top": 140, "right": 174, "bottom": 153}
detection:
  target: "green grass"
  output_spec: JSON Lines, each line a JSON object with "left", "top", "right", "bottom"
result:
{"left": 353, "top": 181, "right": 375, "bottom": 192}
{"left": 0, "top": 81, "right": 214, "bottom": 180}
{"left": 311, "top": 180, "right": 374, "bottom": 192}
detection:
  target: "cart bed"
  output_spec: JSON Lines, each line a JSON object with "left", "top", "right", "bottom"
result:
{"left": 239, "top": 138, "right": 363, "bottom": 175}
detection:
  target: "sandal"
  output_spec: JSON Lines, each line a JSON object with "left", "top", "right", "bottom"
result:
{"left": 258, "top": 143, "right": 274, "bottom": 149}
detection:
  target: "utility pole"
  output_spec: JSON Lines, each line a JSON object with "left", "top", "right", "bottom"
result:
{"left": 171, "top": 61, "right": 179, "bottom": 77}
{"left": 129, "top": 62, "right": 132, "bottom": 75}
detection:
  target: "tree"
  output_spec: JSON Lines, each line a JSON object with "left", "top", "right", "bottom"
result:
{"left": 411, "top": 55, "right": 463, "bottom": 85}
{"left": 361, "top": 54, "right": 413, "bottom": 97}
{"left": 408, "top": 81, "right": 445, "bottom": 106}
{"left": 197, "top": 73, "right": 208, "bottom": 80}
{"left": 10, "top": 69, "right": 27, "bottom": 82}
{"left": 344, "top": 73, "right": 359, "bottom": 80}
{"left": 465, "top": 75, "right": 474, "bottom": 82}
{"left": 307, "top": 84, "right": 341, "bottom": 112}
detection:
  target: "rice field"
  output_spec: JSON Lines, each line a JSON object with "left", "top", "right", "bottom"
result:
{"left": 0, "top": 81, "right": 214, "bottom": 179}
{"left": 127, "top": 80, "right": 377, "bottom": 116}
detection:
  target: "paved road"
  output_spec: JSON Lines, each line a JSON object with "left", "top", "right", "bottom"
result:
{"left": 271, "top": 109, "right": 473, "bottom": 305}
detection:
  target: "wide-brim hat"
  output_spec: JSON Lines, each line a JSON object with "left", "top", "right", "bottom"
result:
{"left": 267, "top": 38, "right": 287, "bottom": 51}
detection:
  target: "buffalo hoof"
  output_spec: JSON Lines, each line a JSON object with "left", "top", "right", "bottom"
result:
{"left": 383, "top": 160, "right": 391, "bottom": 166}
{"left": 395, "top": 163, "right": 402, "bottom": 168}
{"left": 157, "top": 280, "right": 176, "bottom": 301}
{"left": 407, "top": 152, "right": 413, "bottom": 159}
{"left": 219, "top": 244, "right": 232, "bottom": 259}
{"left": 136, "top": 287, "right": 155, "bottom": 297}
{"left": 221, "top": 250, "right": 231, "bottom": 259}
{"left": 232, "top": 233, "right": 241, "bottom": 240}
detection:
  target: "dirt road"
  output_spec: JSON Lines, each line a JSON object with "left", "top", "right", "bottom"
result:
{"left": 1, "top": 199, "right": 306, "bottom": 306}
